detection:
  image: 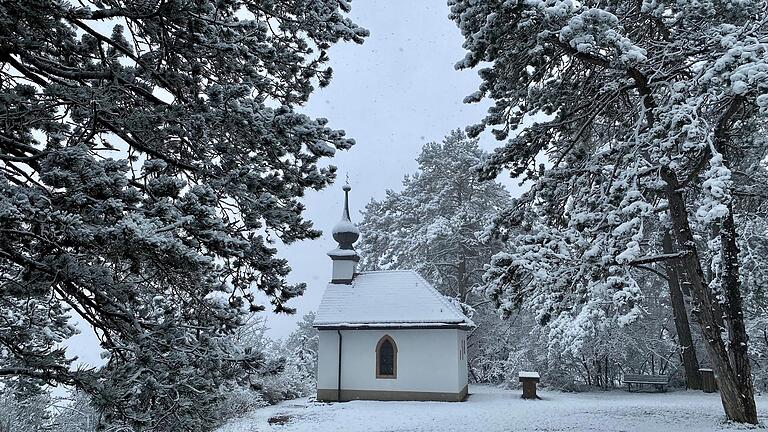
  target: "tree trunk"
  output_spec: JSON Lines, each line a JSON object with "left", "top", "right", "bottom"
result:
{"left": 708, "top": 225, "right": 728, "bottom": 331}
{"left": 662, "top": 230, "right": 703, "bottom": 389}
{"left": 595, "top": 356, "right": 602, "bottom": 388}
{"left": 720, "top": 204, "right": 756, "bottom": 416}
{"left": 457, "top": 253, "right": 468, "bottom": 303}
{"left": 581, "top": 354, "right": 592, "bottom": 386}
{"left": 662, "top": 167, "right": 757, "bottom": 424}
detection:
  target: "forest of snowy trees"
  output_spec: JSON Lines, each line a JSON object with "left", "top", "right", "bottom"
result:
{"left": 357, "top": 126, "right": 768, "bottom": 408}
{"left": 2, "top": 0, "right": 768, "bottom": 430}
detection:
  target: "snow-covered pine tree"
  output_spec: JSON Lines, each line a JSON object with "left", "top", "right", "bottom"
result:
{"left": 450, "top": 0, "right": 768, "bottom": 423}
{"left": 284, "top": 312, "right": 319, "bottom": 382}
{"left": 0, "top": 379, "right": 52, "bottom": 432}
{"left": 358, "top": 129, "right": 512, "bottom": 303}
{"left": 356, "top": 130, "right": 512, "bottom": 384}
{"left": 49, "top": 391, "right": 100, "bottom": 432}
{"left": 734, "top": 132, "right": 768, "bottom": 391}
{"left": 0, "top": 1, "right": 367, "bottom": 430}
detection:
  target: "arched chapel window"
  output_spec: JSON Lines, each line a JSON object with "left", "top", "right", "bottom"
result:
{"left": 376, "top": 335, "right": 397, "bottom": 379}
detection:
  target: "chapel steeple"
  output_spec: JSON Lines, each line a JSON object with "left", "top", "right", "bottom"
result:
{"left": 328, "top": 184, "right": 360, "bottom": 284}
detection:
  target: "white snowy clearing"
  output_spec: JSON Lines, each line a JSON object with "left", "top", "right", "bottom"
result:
{"left": 218, "top": 385, "right": 768, "bottom": 432}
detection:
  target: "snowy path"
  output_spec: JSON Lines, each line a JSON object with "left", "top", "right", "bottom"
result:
{"left": 218, "top": 385, "right": 768, "bottom": 431}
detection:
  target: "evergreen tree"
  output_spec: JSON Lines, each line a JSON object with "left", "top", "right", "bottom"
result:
{"left": 0, "top": 380, "right": 52, "bottom": 432}
{"left": 284, "top": 312, "right": 319, "bottom": 382}
{"left": 50, "top": 391, "right": 100, "bottom": 432}
{"left": 738, "top": 167, "right": 768, "bottom": 391}
{"left": 450, "top": 0, "right": 768, "bottom": 422}
{"left": 358, "top": 129, "right": 511, "bottom": 303}
{"left": 0, "top": 1, "right": 367, "bottom": 429}
{"left": 356, "top": 130, "right": 512, "bottom": 384}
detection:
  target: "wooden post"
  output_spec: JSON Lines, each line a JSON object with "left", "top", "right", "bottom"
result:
{"left": 663, "top": 230, "right": 702, "bottom": 390}
{"left": 700, "top": 369, "right": 717, "bottom": 393}
{"left": 519, "top": 371, "right": 540, "bottom": 400}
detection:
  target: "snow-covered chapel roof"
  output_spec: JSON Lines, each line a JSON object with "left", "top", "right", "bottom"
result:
{"left": 314, "top": 270, "right": 475, "bottom": 329}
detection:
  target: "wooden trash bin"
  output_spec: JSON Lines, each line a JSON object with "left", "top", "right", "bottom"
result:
{"left": 519, "top": 371, "right": 540, "bottom": 400}
{"left": 699, "top": 368, "right": 717, "bottom": 393}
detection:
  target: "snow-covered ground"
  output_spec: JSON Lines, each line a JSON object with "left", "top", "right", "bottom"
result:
{"left": 218, "top": 385, "right": 768, "bottom": 432}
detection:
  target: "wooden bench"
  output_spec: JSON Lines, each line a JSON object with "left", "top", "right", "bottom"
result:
{"left": 623, "top": 374, "right": 669, "bottom": 392}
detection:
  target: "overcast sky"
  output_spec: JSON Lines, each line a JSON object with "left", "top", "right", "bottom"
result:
{"left": 63, "top": 0, "right": 527, "bottom": 369}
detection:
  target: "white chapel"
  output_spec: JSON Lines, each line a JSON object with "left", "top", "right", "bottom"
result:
{"left": 314, "top": 185, "right": 475, "bottom": 402}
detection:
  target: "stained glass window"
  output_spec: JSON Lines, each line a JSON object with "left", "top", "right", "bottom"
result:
{"left": 377, "top": 337, "right": 396, "bottom": 377}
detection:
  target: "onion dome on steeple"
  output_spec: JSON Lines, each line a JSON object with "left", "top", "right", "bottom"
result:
{"left": 328, "top": 184, "right": 360, "bottom": 284}
{"left": 332, "top": 184, "right": 360, "bottom": 249}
